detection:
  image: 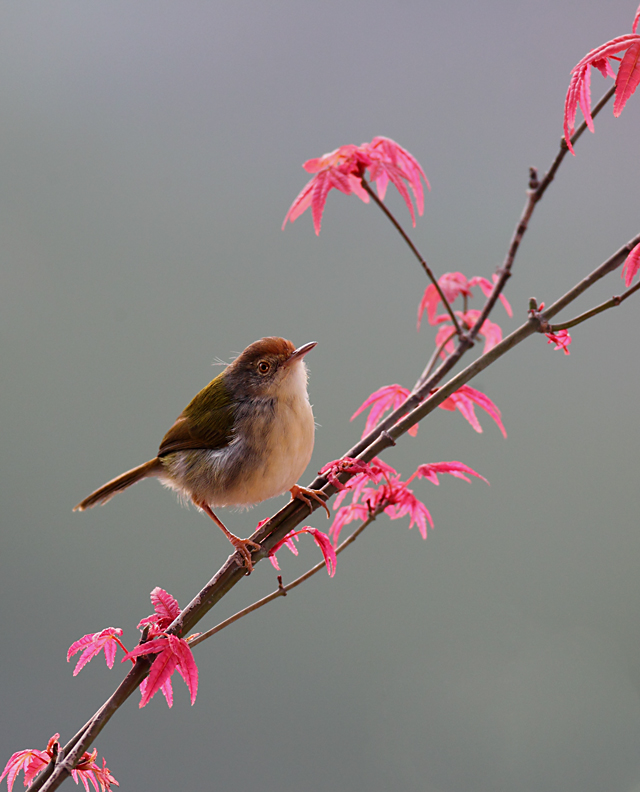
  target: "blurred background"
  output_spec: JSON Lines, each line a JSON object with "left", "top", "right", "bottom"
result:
{"left": 1, "top": 1, "right": 640, "bottom": 790}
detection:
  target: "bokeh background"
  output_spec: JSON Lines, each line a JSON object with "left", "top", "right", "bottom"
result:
{"left": 1, "top": 1, "right": 640, "bottom": 790}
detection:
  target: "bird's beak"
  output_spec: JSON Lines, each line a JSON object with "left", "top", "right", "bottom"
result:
{"left": 285, "top": 341, "right": 317, "bottom": 366}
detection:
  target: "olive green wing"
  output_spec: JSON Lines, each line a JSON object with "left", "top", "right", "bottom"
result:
{"left": 157, "top": 373, "right": 235, "bottom": 457}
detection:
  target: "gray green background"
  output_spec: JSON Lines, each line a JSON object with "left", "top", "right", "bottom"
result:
{"left": 2, "top": 1, "right": 640, "bottom": 790}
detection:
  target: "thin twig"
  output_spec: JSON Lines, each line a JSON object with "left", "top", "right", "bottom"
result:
{"left": 537, "top": 84, "right": 617, "bottom": 199}
{"left": 548, "top": 279, "right": 640, "bottom": 330}
{"left": 418, "top": 329, "right": 460, "bottom": 384}
{"left": 359, "top": 178, "right": 462, "bottom": 334}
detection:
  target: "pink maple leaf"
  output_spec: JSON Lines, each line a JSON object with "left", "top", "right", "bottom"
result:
{"left": 329, "top": 502, "right": 371, "bottom": 545}
{"left": 438, "top": 384, "right": 507, "bottom": 437}
{"left": 139, "top": 674, "right": 175, "bottom": 709}
{"left": 1, "top": 747, "right": 50, "bottom": 792}
{"left": 122, "top": 634, "right": 198, "bottom": 707}
{"left": 332, "top": 464, "right": 431, "bottom": 539}
{"left": 434, "top": 310, "right": 503, "bottom": 357}
{"left": 269, "top": 527, "right": 337, "bottom": 576}
{"left": 71, "top": 748, "right": 119, "bottom": 792}
{"left": 546, "top": 329, "right": 572, "bottom": 355}
{"left": 417, "top": 272, "right": 472, "bottom": 329}
{"left": 433, "top": 322, "right": 461, "bottom": 356}
{"left": 331, "top": 456, "right": 399, "bottom": 516}
{"left": 411, "top": 461, "right": 489, "bottom": 486}
{"left": 564, "top": 25, "right": 640, "bottom": 154}
{"left": 319, "top": 457, "right": 386, "bottom": 491}
{"left": 614, "top": 39, "right": 640, "bottom": 116}
{"left": 283, "top": 137, "right": 428, "bottom": 234}
{"left": 460, "top": 310, "right": 503, "bottom": 353}
{"left": 1, "top": 736, "right": 117, "bottom": 792}
{"left": 67, "top": 628, "right": 127, "bottom": 676}
{"left": 137, "top": 587, "right": 181, "bottom": 636}
{"left": 621, "top": 242, "right": 640, "bottom": 286}
{"left": 351, "top": 384, "right": 419, "bottom": 438}
{"left": 417, "top": 272, "right": 512, "bottom": 330}
{"left": 329, "top": 456, "right": 487, "bottom": 544}
{"left": 379, "top": 482, "right": 434, "bottom": 539}
{"left": 467, "top": 275, "right": 513, "bottom": 317}
{"left": 362, "top": 136, "right": 430, "bottom": 227}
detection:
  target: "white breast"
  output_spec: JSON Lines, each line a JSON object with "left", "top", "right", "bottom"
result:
{"left": 161, "top": 359, "right": 315, "bottom": 509}
{"left": 224, "top": 361, "right": 315, "bottom": 505}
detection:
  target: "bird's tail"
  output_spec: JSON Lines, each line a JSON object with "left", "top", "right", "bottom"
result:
{"left": 73, "top": 458, "right": 163, "bottom": 511}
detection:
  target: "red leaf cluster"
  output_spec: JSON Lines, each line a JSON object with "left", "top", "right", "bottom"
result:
{"left": 564, "top": 5, "right": 640, "bottom": 153}
{"left": 282, "top": 136, "right": 429, "bottom": 234}
{"left": 1, "top": 734, "right": 117, "bottom": 792}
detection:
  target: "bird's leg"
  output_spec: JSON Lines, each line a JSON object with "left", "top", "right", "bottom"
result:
{"left": 289, "top": 484, "right": 330, "bottom": 519}
{"left": 197, "top": 501, "right": 261, "bottom": 574}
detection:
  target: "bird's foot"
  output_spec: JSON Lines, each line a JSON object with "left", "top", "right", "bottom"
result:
{"left": 289, "top": 484, "right": 330, "bottom": 518}
{"left": 227, "top": 534, "right": 262, "bottom": 575}
{"left": 197, "top": 500, "right": 261, "bottom": 574}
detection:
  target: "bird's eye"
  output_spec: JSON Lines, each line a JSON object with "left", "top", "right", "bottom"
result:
{"left": 257, "top": 360, "right": 271, "bottom": 374}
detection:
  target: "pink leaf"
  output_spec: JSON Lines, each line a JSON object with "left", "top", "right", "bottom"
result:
{"left": 413, "top": 461, "right": 489, "bottom": 486}
{"left": 73, "top": 750, "right": 119, "bottom": 792}
{"left": 459, "top": 310, "right": 503, "bottom": 353}
{"left": 137, "top": 588, "right": 181, "bottom": 635}
{"left": 320, "top": 457, "right": 385, "bottom": 491}
{"left": 351, "top": 384, "right": 418, "bottom": 437}
{"left": 329, "top": 502, "right": 371, "bottom": 545}
{"left": 269, "top": 527, "right": 337, "bottom": 576}
{"left": 170, "top": 635, "right": 199, "bottom": 705}
{"left": 564, "top": 34, "right": 640, "bottom": 153}
{"left": 621, "top": 242, "right": 640, "bottom": 286}
{"left": 283, "top": 137, "right": 428, "bottom": 234}
{"left": 365, "top": 136, "right": 430, "bottom": 225}
{"left": 383, "top": 486, "right": 434, "bottom": 539}
{"left": 140, "top": 675, "right": 174, "bottom": 708}
{"left": 634, "top": 3, "right": 640, "bottom": 35}
{"left": 467, "top": 274, "right": 513, "bottom": 316}
{"left": 1, "top": 750, "right": 49, "bottom": 792}
{"left": 123, "top": 635, "right": 198, "bottom": 707}
{"left": 67, "top": 628, "right": 125, "bottom": 676}
{"left": 614, "top": 39, "right": 640, "bottom": 115}
{"left": 545, "top": 329, "right": 572, "bottom": 355}
{"left": 438, "top": 385, "right": 507, "bottom": 438}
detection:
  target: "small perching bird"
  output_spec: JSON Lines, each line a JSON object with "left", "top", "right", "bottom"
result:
{"left": 74, "top": 337, "right": 328, "bottom": 572}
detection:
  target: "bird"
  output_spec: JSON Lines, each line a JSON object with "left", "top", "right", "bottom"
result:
{"left": 74, "top": 337, "right": 328, "bottom": 573}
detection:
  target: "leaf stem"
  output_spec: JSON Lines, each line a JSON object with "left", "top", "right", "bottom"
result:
{"left": 359, "top": 178, "right": 462, "bottom": 335}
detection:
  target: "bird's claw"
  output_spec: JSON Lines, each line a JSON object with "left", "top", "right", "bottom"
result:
{"left": 289, "top": 485, "right": 330, "bottom": 519}
{"left": 229, "top": 536, "right": 262, "bottom": 575}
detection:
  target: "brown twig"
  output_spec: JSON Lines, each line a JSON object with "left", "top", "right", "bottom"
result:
{"left": 547, "top": 279, "right": 640, "bottom": 331}
{"left": 359, "top": 178, "right": 463, "bottom": 335}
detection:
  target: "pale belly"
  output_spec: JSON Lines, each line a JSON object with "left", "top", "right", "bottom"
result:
{"left": 160, "top": 394, "right": 315, "bottom": 509}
